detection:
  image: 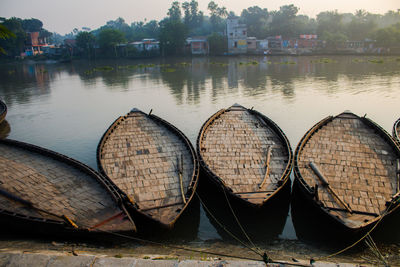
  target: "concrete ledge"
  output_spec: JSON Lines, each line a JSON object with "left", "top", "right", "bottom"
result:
{"left": 0, "top": 251, "right": 367, "bottom": 267}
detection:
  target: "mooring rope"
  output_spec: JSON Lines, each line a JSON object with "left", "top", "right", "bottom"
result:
{"left": 195, "top": 191, "right": 263, "bottom": 257}
{"left": 219, "top": 185, "right": 263, "bottom": 255}
{"left": 313, "top": 197, "right": 398, "bottom": 263}
{"left": 87, "top": 227, "right": 309, "bottom": 266}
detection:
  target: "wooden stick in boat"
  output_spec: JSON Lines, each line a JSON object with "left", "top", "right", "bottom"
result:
{"left": 0, "top": 187, "right": 79, "bottom": 228}
{"left": 309, "top": 162, "right": 353, "bottom": 214}
{"left": 397, "top": 159, "right": 400, "bottom": 193}
{"left": 178, "top": 155, "right": 186, "bottom": 204}
{"left": 259, "top": 146, "right": 272, "bottom": 189}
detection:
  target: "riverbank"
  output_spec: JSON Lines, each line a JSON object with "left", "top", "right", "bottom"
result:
{"left": 0, "top": 248, "right": 373, "bottom": 267}
{"left": 0, "top": 238, "right": 399, "bottom": 266}
{"left": 1, "top": 51, "right": 400, "bottom": 65}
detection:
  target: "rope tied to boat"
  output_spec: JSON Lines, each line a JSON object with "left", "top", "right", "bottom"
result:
{"left": 312, "top": 197, "right": 397, "bottom": 264}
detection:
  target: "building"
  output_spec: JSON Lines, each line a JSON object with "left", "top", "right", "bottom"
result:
{"left": 246, "top": 37, "right": 257, "bottom": 53}
{"left": 186, "top": 37, "right": 209, "bottom": 55}
{"left": 24, "top": 32, "right": 48, "bottom": 56}
{"left": 226, "top": 16, "right": 247, "bottom": 54}
{"left": 131, "top": 39, "right": 160, "bottom": 52}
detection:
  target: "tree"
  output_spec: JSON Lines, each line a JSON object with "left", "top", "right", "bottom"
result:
{"left": 168, "top": 1, "right": 182, "bottom": 22}
{"left": 374, "top": 23, "right": 400, "bottom": 47}
{"left": 97, "top": 28, "right": 126, "bottom": 57}
{"left": 208, "top": 1, "right": 228, "bottom": 33}
{"left": 76, "top": 31, "right": 95, "bottom": 58}
{"left": 0, "top": 17, "right": 26, "bottom": 57}
{"left": 316, "top": 10, "right": 344, "bottom": 37}
{"left": 182, "top": 0, "right": 204, "bottom": 33}
{"left": 21, "top": 18, "right": 43, "bottom": 32}
{"left": 0, "top": 24, "right": 15, "bottom": 54}
{"left": 346, "top": 10, "right": 376, "bottom": 40}
{"left": 159, "top": 18, "right": 187, "bottom": 56}
{"left": 208, "top": 32, "right": 226, "bottom": 55}
{"left": 105, "top": 17, "right": 133, "bottom": 41}
{"left": 240, "top": 6, "right": 269, "bottom": 38}
{"left": 269, "top": 5, "right": 299, "bottom": 37}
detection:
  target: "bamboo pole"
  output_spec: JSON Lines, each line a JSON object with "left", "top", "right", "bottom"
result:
{"left": 259, "top": 146, "right": 272, "bottom": 189}
{"left": 0, "top": 187, "right": 79, "bottom": 228}
{"left": 309, "top": 162, "right": 353, "bottom": 213}
{"left": 178, "top": 155, "right": 186, "bottom": 204}
{"left": 397, "top": 159, "right": 400, "bottom": 193}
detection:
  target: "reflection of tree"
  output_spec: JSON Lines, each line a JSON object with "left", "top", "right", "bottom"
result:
{"left": 160, "top": 69, "right": 187, "bottom": 105}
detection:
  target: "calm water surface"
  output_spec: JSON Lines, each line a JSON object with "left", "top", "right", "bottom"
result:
{"left": 1, "top": 55, "right": 399, "bottom": 242}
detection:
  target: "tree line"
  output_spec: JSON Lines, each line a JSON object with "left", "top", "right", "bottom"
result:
{"left": 1, "top": 2, "right": 400, "bottom": 58}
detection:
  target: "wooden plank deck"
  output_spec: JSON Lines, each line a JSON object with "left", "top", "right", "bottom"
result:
{"left": 297, "top": 113, "right": 397, "bottom": 228}
{"left": 200, "top": 106, "right": 288, "bottom": 204}
{"left": 0, "top": 142, "right": 133, "bottom": 232}
{"left": 99, "top": 112, "right": 194, "bottom": 225}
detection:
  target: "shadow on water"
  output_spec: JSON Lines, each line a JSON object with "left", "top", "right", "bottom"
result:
{"left": 197, "top": 171, "right": 291, "bottom": 245}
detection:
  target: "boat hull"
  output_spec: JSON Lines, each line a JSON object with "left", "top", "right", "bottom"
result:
{"left": 196, "top": 105, "right": 293, "bottom": 241}
{"left": 0, "top": 139, "right": 135, "bottom": 237}
{"left": 97, "top": 109, "right": 200, "bottom": 234}
{"left": 0, "top": 100, "right": 7, "bottom": 125}
{"left": 292, "top": 112, "right": 400, "bottom": 246}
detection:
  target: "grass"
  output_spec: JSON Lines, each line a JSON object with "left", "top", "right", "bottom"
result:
{"left": 311, "top": 58, "right": 337, "bottom": 64}
{"left": 162, "top": 68, "right": 177, "bottom": 72}
{"left": 93, "top": 66, "right": 114, "bottom": 71}
{"left": 368, "top": 59, "right": 384, "bottom": 64}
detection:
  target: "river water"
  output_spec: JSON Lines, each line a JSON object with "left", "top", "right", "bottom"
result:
{"left": 0, "top": 55, "right": 399, "bottom": 246}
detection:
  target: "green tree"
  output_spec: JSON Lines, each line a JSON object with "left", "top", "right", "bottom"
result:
{"left": 293, "top": 15, "right": 317, "bottom": 35}
{"left": 374, "top": 23, "right": 400, "bottom": 47}
{"left": 0, "top": 24, "right": 16, "bottom": 54}
{"left": 21, "top": 18, "right": 43, "bottom": 32}
{"left": 97, "top": 28, "right": 126, "bottom": 57}
{"left": 208, "top": 32, "right": 226, "bottom": 55}
{"left": 321, "top": 31, "right": 347, "bottom": 48}
{"left": 240, "top": 6, "right": 269, "bottom": 38}
{"left": 168, "top": 1, "right": 182, "bottom": 21}
{"left": 316, "top": 11, "right": 344, "bottom": 37}
{"left": 159, "top": 18, "right": 187, "bottom": 56}
{"left": 76, "top": 31, "right": 95, "bottom": 58}
{"left": 182, "top": 0, "right": 204, "bottom": 33}
{"left": 269, "top": 5, "right": 299, "bottom": 37}
{"left": 0, "top": 17, "right": 26, "bottom": 57}
{"left": 346, "top": 10, "right": 376, "bottom": 40}
{"left": 208, "top": 1, "right": 228, "bottom": 33}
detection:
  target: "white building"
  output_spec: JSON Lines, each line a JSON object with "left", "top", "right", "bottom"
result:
{"left": 226, "top": 16, "right": 247, "bottom": 54}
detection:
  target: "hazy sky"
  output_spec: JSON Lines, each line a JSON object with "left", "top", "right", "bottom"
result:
{"left": 1, "top": 0, "right": 398, "bottom": 34}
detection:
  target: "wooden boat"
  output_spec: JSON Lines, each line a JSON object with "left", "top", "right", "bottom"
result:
{"left": 0, "top": 139, "right": 136, "bottom": 235}
{"left": 196, "top": 104, "right": 293, "bottom": 211}
{"left": 393, "top": 117, "right": 400, "bottom": 146}
{"left": 292, "top": 111, "right": 400, "bottom": 243}
{"left": 97, "top": 108, "right": 199, "bottom": 232}
{"left": 0, "top": 99, "right": 6, "bottom": 124}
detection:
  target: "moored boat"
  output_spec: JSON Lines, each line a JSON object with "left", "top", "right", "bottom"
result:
{"left": 392, "top": 117, "right": 400, "bottom": 146}
{"left": 0, "top": 139, "right": 135, "bottom": 235}
{"left": 197, "top": 104, "right": 293, "bottom": 212}
{"left": 0, "top": 99, "right": 7, "bottom": 124}
{"left": 97, "top": 108, "right": 199, "bottom": 233}
{"left": 292, "top": 111, "right": 400, "bottom": 244}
